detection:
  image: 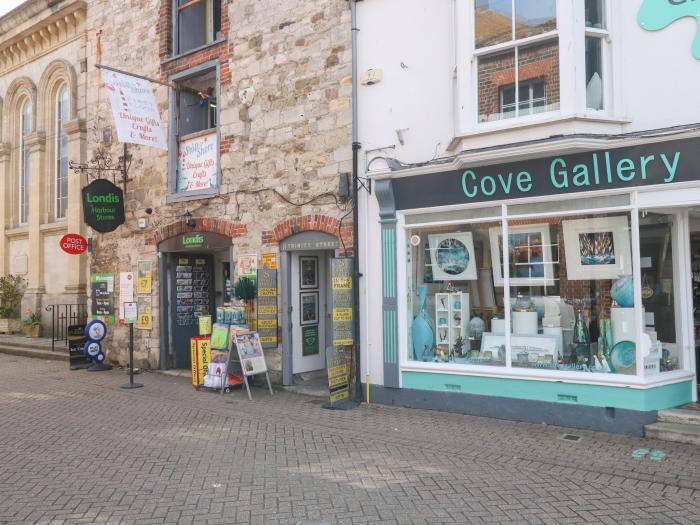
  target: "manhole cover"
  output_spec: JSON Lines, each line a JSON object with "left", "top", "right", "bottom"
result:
{"left": 296, "top": 521, "right": 331, "bottom": 525}
{"left": 561, "top": 434, "right": 581, "bottom": 441}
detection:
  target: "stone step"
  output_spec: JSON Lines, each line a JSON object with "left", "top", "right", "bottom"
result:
{"left": 0, "top": 343, "right": 68, "bottom": 361}
{"left": 645, "top": 421, "right": 700, "bottom": 446}
{"left": 657, "top": 408, "right": 700, "bottom": 426}
{"left": 0, "top": 336, "right": 56, "bottom": 351}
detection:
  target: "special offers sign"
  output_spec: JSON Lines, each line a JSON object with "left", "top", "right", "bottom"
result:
{"left": 82, "top": 179, "right": 125, "bottom": 233}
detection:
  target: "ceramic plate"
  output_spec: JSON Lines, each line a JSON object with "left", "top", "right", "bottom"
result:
{"left": 610, "top": 340, "right": 636, "bottom": 374}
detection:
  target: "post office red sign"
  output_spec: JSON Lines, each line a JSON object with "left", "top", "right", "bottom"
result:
{"left": 60, "top": 234, "right": 88, "bottom": 255}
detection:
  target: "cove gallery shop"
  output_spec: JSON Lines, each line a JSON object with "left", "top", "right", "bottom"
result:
{"left": 369, "top": 134, "right": 700, "bottom": 435}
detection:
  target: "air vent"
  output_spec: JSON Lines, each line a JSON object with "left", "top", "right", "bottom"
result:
{"left": 561, "top": 434, "right": 581, "bottom": 442}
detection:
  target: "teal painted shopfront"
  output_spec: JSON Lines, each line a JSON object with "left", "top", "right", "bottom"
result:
{"left": 369, "top": 135, "right": 699, "bottom": 436}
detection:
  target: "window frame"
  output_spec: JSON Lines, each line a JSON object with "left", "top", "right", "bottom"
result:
{"left": 18, "top": 99, "right": 31, "bottom": 226}
{"left": 582, "top": 0, "right": 611, "bottom": 113}
{"left": 171, "top": 0, "right": 223, "bottom": 59}
{"left": 55, "top": 85, "right": 69, "bottom": 220}
{"left": 167, "top": 60, "right": 221, "bottom": 202}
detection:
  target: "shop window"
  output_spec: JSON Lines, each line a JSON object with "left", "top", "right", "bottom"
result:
{"left": 174, "top": 0, "right": 222, "bottom": 55}
{"left": 172, "top": 66, "right": 219, "bottom": 195}
{"left": 475, "top": 0, "right": 559, "bottom": 123}
{"left": 18, "top": 100, "right": 30, "bottom": 225}
{"left": 406, "top": 211, "right": 640, "bottom": 375}
{"left": 584, "top": 0, "right": 608, "bottom": 111}
{"left": 55, "top": 85, "right": 69, "bottom": 220}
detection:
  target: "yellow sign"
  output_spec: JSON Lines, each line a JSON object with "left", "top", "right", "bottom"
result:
{"left": 261, "top": 253, "right": 277, "bottom": 270}
{"left": 179, "top": 258, "right": 189, "bottom": 265}
{"left": 258, "top": 305, "right": 278, "bottom": 315}
{"left": 136, "top": 261, "right": 152, "bottom": 294}
{"left": 260, "top": 336, "right": 277, "bottom": 344}
{"left": 330, "top": 389, "right": 349, "bottom": 403}
{"left": 333, "top": 308, "right": 353, "bottom": 322}
{"left": 258, "top": 288, "right": 276, "bottom": 297}
{"left": 136, "top": 296, "right": 152, "bottom": 330}
{"left": 333, "top": 338, "right": 353, "bottom": 346}
{"left": 257, "top": 319, "right": 277, "bottom": 329}
{"left": 190, "top": 337, "right": 211, "bottom": 387}
{"left": 332, "top": 277, "right": 352, "bottom": 290}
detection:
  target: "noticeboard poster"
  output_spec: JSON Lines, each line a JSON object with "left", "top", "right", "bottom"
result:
{"left": 91, "top": 273, "right": 115, "bottom": 325}
{"left": 232, "top": 332, "right": 268, "bottom": 376}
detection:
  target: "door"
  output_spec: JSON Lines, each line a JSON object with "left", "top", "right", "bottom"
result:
{"left": 170, "top": 253, "right": 215, "bottom": 368}
{"left": 291, "top": 251, "right": 327, "bottom": 373}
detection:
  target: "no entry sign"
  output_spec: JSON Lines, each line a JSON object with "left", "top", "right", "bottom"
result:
{"left": 60, "top": 233, "right": 88, "bottom": 255}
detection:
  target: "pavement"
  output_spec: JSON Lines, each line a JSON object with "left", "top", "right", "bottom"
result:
{"left": 0, "top": 354, "right": 699, "bottom": 525}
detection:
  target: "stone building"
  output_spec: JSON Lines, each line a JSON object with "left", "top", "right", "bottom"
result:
{"left": 0, "top": 0, "right": 88, "bottom": 331}
{"left": 85, "top": 0, "right": 353, "bottom": 382}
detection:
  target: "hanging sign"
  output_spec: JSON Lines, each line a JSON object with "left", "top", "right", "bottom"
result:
{"left": 82, "top": 179, "right": 125, "bottom": 233}
{"left": 177, "top": 132, "right": 218, "bottom": 192}
{"left": 59, "top": 233, "right": 87, "bottom": 255}
{"left": 331, "top": 258, "right": 354, "bottom": 347}
{"left": 257, "top": 269, "right": 278, "bottom": 348}
{"left": 102, "top": 68, "right": 166, "bottom": 149}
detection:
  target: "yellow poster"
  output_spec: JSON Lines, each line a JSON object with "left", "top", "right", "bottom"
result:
{"left": 136, "top": 296, "right": 152, "bottom": 330}
{"left": 261, "top": 253, "right": 277, "bottom": 270}
{"left": 137, "top": 261, "right": 152, "bottom": 294}
{"left": 198, "top": 337, "right": 211, "bottom": 385}
{"left": 333, "top": 308, "right": 353, "bottom": 322}
{"left": 190, "top": 338, "right": 199, "bottom": 387}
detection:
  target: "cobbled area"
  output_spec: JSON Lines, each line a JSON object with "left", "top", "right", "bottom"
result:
{"left": 0, "top": 354, "right": 699, "bottom": 524}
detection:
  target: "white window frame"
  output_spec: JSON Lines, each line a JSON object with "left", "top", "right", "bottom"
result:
{"left": 55, "top": 85, "right": 69, "bottom": 221}
{"left": 580, "top": 0, "right": 612, "bottom": 114}
{"left": 171, "top": 0, "right": 221, "bottom": 58}
{"left": 396, "top": 187, "right": 696, "bottom": 392}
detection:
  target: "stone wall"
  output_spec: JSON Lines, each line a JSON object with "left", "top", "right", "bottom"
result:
{"left": 85, "top": 0, "right": 353, "bottom": 371}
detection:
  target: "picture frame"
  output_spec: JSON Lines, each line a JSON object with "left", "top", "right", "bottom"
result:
{"left": 480, "top": 333, "right": 559, "bottom": 364}
{"left": 299, "top": 256, "right": 318, "bottom": 289}
{"left": 489, "top": 224, "right": 555, "bottom": 287}
{"left": 428, "top": 232, "right": 477, "bottom": 281}
{"left": 232, "top": 331, "right": 268, "bottom": 376}
{"left": 562, "top": 216, "right": 631, "bottom": 280}
{"left": 300, "top": 291, "right": 319, "bottom": 325}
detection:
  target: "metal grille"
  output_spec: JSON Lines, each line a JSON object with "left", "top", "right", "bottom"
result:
{"left": 45, "top": 304, "right": 88, "bottom": 352}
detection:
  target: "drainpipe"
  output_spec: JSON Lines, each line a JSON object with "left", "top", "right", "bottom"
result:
{"left": 351, "top": 0, "right": 363, "bottom": 401}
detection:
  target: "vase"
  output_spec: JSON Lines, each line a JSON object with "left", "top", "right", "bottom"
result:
{"left": 611, "top": 275, "right": 634, "bottom": 307}
{"left": 411, "top": 285, "right": 435, "bottom": 361}
{"left": 469, "top": 315, "right": 485, "bottom": 339}
{"left": 573, "top": 307, "right": 591, "bottom": 366}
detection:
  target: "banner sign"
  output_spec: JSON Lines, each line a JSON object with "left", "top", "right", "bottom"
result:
{"left": 331, "top": 258, "right": 354, "bottom": 347}
{"left": 256, "top": 269, "right": 278, "bottom": 348}
{"left": 91, "top": 273, "right": 115, "bottom": 325}
{"left": 82, "top": 179, "right": 125, "bottom": 233}
{"left": 391, "top": 137, "right": 700, "bottom": 210}
{"left": 102, "top": 68, "right": 166, "bottom": 149}
{"left": 177, "top": 132, "right": 218, "bottom": 192}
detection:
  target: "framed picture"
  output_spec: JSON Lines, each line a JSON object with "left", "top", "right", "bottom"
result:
{"left": 232, "top": 331, "right": 268, "bottom": 376}
{"left": 562, "top": 216, "right": 631, "bottom": 280}
{"left": 300, "top": 291, "right": 319, "bottom": 325}
{"left": 299, "top": 256, "right": 318, "bottom": 289}
{"left": 428, "top": 232, "right": 477, "bottom": 281}
{"left": 480, "top": 333, "right": 559, "bottom": 364}
{"left": 489, "top": 224, "right": 555, "bottom": 287}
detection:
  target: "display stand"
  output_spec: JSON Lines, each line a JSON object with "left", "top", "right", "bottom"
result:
{"left": 435, "top": 292, "right": 469, "bottom": 359}
{"left": 231, "top": 331, "right": 273, "bottom": 400}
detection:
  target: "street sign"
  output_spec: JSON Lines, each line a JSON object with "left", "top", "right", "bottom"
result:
{"left": 82, "top": 179, "right": 125, "bottom": 233}
{"left": 59, "top": 233, "right": 87, "bottom": 255}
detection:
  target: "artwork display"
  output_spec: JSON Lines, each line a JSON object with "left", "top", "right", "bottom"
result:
{"left": 299, "top": 256, "right": 318, "bottom": 289}
{"left": 232, "top": 332, "right": 268, "bottom": 376}
{"left": 428, "top": 232, "right": 477, "bottom": 281}
{"left": 562, "top": 216, "right": 631, "bottom": 279}
{"left": 489, "top": 224, "right": 555, "bottom": 287}
{"left": 300, "top": 291, "right": 319, "bottom": 325}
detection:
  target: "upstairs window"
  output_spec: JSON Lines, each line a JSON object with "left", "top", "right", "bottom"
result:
{"left": 172, "top": 66, "right": 219, "bottom": 195}
{"left": 55, "top": 85, "right": 69, "bottom": 220}
{"left": 174, "top": 0, "right": 222, "bottom": 55}
{"left": 19, "top": 100, "right": 31, "bottom": 225}
{"left": 584, "top": 0, "right": 607, "bottom": 111}
{"left": 475, "top": 0, "right": 560, "bottom": 122}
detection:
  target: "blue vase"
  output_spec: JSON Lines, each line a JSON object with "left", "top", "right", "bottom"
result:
{"left": 411, "top": 285, "right": 435, "bottom": 361}
{"left": 611, "top": 275, "right": 634, "bottom": 308}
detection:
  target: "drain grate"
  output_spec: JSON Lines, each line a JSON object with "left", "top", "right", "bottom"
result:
{"left": 561, "top": 433, "right": 581, "bottom": 441}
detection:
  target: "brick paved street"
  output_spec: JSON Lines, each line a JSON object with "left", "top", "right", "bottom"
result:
{"left": 0, "top": 354, "right": 699, "bottom": 525}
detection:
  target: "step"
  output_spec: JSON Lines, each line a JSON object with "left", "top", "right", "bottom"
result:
{"left": 0, "top": 344, "right": 68, "bottom": 362}
{"left": 658, "top": 408, "right": 700, "bottom": 426}
{"left": 645, "top": 421, "right": 700, "bottom": 446}
{"left": 0, "top": 336, "right": 56, "bottom": 351}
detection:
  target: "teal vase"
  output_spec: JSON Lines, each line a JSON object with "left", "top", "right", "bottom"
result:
{"left": 411, "top": 285, "right": 435, "bottom": 361}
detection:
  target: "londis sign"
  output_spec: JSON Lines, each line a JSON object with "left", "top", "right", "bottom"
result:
{"left": 181, "top": 233, "right": 205, "bottom": 248}
{"left": 81, "top": 179, "right": 125, "bottom": 233}
{"left": 391, "top": 137, "right": 700, "bottom": 210}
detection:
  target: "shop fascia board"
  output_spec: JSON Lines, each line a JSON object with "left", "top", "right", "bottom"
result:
{"left": 399, "top": 362, "right": 695, "bottom": 390}
{"left": 367, "top": 129, "right": 700, "bottom": 182}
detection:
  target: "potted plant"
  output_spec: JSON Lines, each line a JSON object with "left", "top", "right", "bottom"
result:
{"left": 22, "top": 309, "right": 42, "bottom": 338}
{"left": 234, "top": 277, "right": 258, "bottom": 325}
{"left": 0, "top": 275, "right": 25, "bottom": 334}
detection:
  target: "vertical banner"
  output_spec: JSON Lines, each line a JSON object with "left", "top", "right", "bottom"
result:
{"left": 91, "top": 273, "right": 115, "bottom": 325}
{"left": 101, "top": 69, "right": 166, "bottom": 149}
{"left": 257, "top": 269, "right": 278, "bottom": 348}
{"left": 331, "top": 259, "right": 354, "bottom": 347}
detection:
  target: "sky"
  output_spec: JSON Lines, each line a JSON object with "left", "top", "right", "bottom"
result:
{"left": 0, "top": 0, "right": 27, "bottom": 18}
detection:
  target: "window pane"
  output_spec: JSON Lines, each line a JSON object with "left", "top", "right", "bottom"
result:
{"left": 479, "top": 48, "right": 516, "bottom": 122}
{"left": 585, "top": 36, "right": 604, "bottom": 110}
{"left": 518, "top": 39, "right": 560, "bottom": 116}
{"left": 585, "top": 0, "right": 605, "bottom": 29}
{"left": 508, "top": 212, "right": 637, "bottom": 375}
{"left": 56, "top": 86, "right": 69, "bottom": 219}
{"left": 515, "top": 0, "right": 556, "bottom": 40}
{"left": 640, "top": 212, "right": 680, "bottom": 374}
{"left": 20, "top": 101, "right": 30, "bottom": 224}
{"left": 407, "top": 222, "right": 505, "bottom": 366}
{"left": 475, "top": 0, "right": 513, "bottom": 49}
{"left": 177, "top": 0, "right": 207, "bottom": 53}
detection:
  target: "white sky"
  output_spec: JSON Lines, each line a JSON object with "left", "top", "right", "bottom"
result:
{"left": 0, "top": 0, "right": 27, "bottom": 18}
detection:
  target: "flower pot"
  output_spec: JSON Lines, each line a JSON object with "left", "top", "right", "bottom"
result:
{"left": 22, "top": 324, "right": 42, "bottom": 338}
{"left": 0, "top": 318, "right": 21, "bottom": 334}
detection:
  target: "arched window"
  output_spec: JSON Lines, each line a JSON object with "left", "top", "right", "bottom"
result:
{"left": 55, "top": 85, "right": 69, "bottom": 219}
{"left": 19, "top": 100, "right": 30, "bottom": 225}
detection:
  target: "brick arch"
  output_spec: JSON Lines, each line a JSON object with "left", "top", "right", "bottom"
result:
{"left": 262, "top": 214, "right": 354, "bottom": 253}
{"left": 147, "top": 217, "right": 247, "bottom": 246}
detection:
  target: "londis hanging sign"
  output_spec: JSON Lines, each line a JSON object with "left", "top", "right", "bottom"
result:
{"left": 82, "top": 179, "right": 125, "bottom": 233}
